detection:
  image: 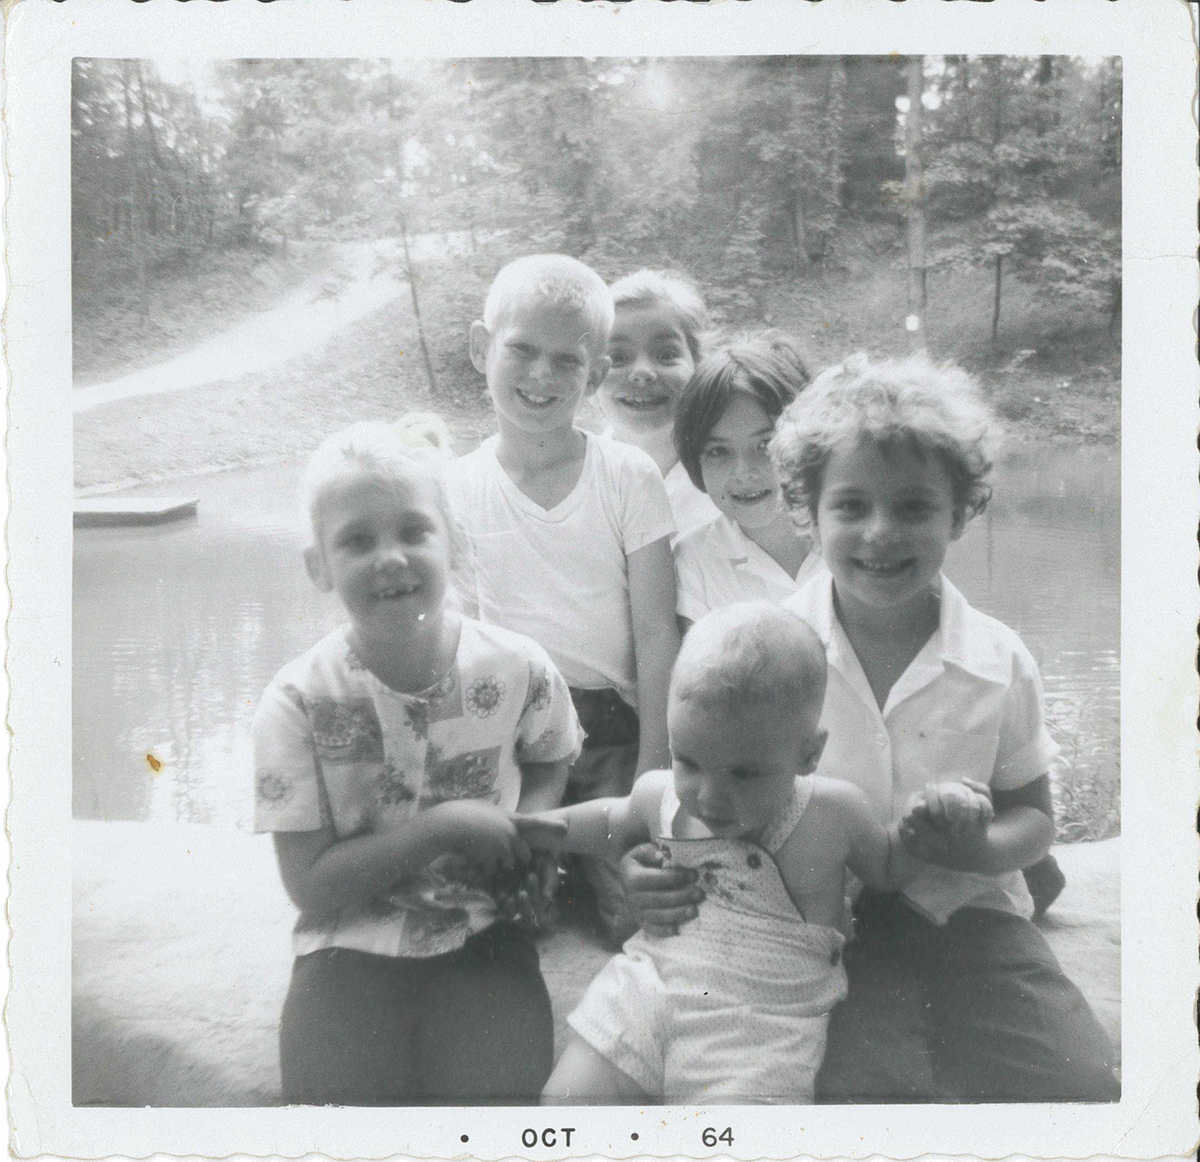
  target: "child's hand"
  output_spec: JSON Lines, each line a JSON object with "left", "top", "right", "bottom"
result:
{"left": 510, "top": 811, "right": 570, "bottom": 852}
{"left": 620, "top": 842, "right": 705, "bottom": 938}
{"left": 434, "top": 800, "right": 531, "bottom": 876}
{"left": 900, "top": 779, "right": 994, "bottom": 869}
{"left": 493, "top": 849, "right": 561, "bottom": 935}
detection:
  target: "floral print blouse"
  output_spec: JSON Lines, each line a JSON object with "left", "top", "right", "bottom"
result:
{"left": 253, "top": 618, "right": 583, "bottom": 959}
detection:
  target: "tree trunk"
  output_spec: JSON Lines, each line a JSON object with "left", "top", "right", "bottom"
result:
{"left": 790, "top": 188, "right": 810, "bottom": 272}
{"left": 904, "top": 56, "right": 927, "bottom": 350}
{"left": 400, "top": 211, "right": 438, "bottom": 397}
{"left": 388, "top": 62, "right": 438, "bottom": 396}
{"left": 991, "top": 254, "right": 1003, "bottom": 346}
{"left": 820, "top": 56, "right": 847, "bottom": 258}
{"left": 122, "top": 62, "right": 150, "bottom": 319}
{"left": 790, "top": 75, "right": 810, "bottom": 270}
{"left": 135, "top": 64, "right": 166, "bottom": 237}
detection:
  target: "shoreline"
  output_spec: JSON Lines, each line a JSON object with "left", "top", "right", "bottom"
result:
{"left": 73, "top": 819, "right": 1120, "bottom": 1107}
{"left": 76, "top": 413, "right": 1117, "bottom": 500}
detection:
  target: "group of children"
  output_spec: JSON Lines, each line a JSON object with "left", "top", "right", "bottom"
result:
{"left": 253, "top": 254, "right": 1119, "bottom": 1106}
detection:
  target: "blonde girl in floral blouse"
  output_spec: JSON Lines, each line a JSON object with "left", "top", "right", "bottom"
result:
{"left": 253, "top": 417, "right": 583, "bottom": 1105}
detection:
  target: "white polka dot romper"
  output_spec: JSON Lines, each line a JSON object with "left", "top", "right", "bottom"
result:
{"left": 567, "top": 776, "right": 848, "bottom": 1103}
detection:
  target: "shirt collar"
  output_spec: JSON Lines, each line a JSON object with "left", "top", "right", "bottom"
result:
{"left": 708, "top": 514, "right": 751, "bottom": 566}
{"left": 936, "top": 575, "right": 1011, "bottom": 685}
{"left": 802, "top": 572, "right": 1009, "bottom": 686}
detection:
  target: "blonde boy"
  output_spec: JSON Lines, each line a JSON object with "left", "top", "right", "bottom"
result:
{"left": 516, "top": 602, "right": 991, "bottom": 1104}
{"left": 447, "top": 256, "right": 681, "bottom": 934}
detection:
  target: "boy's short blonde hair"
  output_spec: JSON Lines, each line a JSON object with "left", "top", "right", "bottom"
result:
{"left": 483, "top": 254, "right": 614, "bottom": 354}
{"left": 671, "top": 601, "right": 827, "bottom": 722}
{"left": 771, "top": 351, "right": 996, "bottom": 529}
{"left": 609, "top": 269, "right": 708, "bottom": 362}
{"left": 300, "top": 414, "right": 458, "bottom": 550}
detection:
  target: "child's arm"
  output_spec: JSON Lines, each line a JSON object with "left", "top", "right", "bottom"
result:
{"left": 513, "top": 768, "right": 666, "bottom": 858}
{"left": 902, "top": 775, "right": 1052, "bottom": 874}
{"left": 822, "top": 781, "right": 926, "bottom": 890}
{"left": 273, "top": 799, "right": 531, "bottom": 914}
{"left": 627, "top": 536, "right": 680, "bottom": 775}
{"left": 516, "top": 760, "right": 570, "bottom": 815}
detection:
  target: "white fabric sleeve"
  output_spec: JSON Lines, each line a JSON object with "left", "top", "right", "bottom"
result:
{"left": 992, "top": 639, "right": 1060, "bottom": 791}
{"left": 448, "top": 515, "right": 481, "bottom": 620}
{"left": 618, "top": 449, "right": 676, "bottom": 555}
{"left": 673, "top": 537, "right": 713, "bottom": 623}
{"left": 252, "top": 680, "right": 329, "bottom": 832}
{"left": 514, "top": 640, "right": 586, "bottom": 766}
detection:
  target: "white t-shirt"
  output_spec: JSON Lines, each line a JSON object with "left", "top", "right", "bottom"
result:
{"left": 784, "top": 572, "right": 1057, "bottom": 925}
{"left": 447, "top": 432, "right": 675, "bottom": 707}
{"left": 674, "top": 514, "right": 827, "bottom": 623}
{"left": 598, "top": 427, "right": 719, "bottom": 540}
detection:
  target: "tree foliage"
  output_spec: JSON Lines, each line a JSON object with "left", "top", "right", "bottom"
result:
{"left": 72, "top": 54, "right": 1120, "bottom": 340}
{"left": 922, "top": 56, "right": 1121, "bottom": 338}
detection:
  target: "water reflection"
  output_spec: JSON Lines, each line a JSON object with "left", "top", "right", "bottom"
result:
{"left": 73, "top": 444, "right": 1120, "bottom": 838}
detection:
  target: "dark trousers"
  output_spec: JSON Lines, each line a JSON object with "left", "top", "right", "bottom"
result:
{"left": 280, "top": 925, "right": 553, "bottom": 1105}
{"left": 816, "top": 893, "right": 1120, "bottom": 1104}
{"left": 564, "top": 687, "right": 641, "bottom": 945}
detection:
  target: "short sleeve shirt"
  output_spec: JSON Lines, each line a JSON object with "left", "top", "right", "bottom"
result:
{"left": 253, "top": 618, "right": 584, "bottom": 958}
{"left": 783, "top": 573, "right": 1058, "bottom": 924}
{"left": 597, "top": 428, "right": 719, "bottom": 541}
{"left": 446, "top": 432, "right": 675, "bottom": 706}
{"left": 674, "top": 514, "right": 827, "bottom": 624}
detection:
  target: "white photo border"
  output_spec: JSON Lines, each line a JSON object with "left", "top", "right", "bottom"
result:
{"left": 7, "top": 0, "right": 1198, "bottom": 1157}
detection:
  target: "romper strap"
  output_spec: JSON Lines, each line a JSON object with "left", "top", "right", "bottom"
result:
{"left": 658, "top": 779, "right": 682, "bottom": 836}
{"left": 758, "top": 777, "right": 813, "bottom": 855}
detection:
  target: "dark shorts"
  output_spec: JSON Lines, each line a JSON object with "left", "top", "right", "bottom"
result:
{"left": 279, "top": 924, "right": 552, "bottom": 1105}
{"left": 564, "top": 687, "right": 641, "bottom": 944}
{"left": 816, "top": 892, "right": 1120, "bottom": 1104}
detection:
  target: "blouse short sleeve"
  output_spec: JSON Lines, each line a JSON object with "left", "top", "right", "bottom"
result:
{"left": 991, "top": 639, "right": 1060, "bottom": 791}
{"left": 514, "top": 641, "right": 585, "bottom": 766}
{"left": 252, "top": 680, "right": 329, "bottom": 833}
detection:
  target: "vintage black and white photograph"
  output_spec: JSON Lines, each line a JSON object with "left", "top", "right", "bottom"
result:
{"left": 6, "top": 0, "right": 1197, "bottom": 1158}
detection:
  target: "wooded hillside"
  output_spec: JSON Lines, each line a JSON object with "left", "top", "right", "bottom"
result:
{"left": 73, "top": 55, "right": 1121, "bottom": 407}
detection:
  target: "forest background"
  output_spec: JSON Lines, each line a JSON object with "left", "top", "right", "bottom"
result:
{"left": 72, "top": 54, "right": 1121, "bottom": 488}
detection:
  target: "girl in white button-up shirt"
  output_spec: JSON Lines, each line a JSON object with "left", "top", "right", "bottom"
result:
{"left": 672, "top": 335, "right": 824, "bottom": 629}
{"left": 626, "top": 352, "right": 1118, "bottom": 1103}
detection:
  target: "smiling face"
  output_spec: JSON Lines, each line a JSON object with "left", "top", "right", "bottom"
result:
{"left": 814, "top": 437, "right": 965, "bottom": 625}
{"left": 669, "top": 692, "right": 824, "bottom": 842}
{"left": 597, "top": 303, "right": 696, "bottom": 440}
{"left": 306, "top": 470, "right": 452, "bottom": 643}
{"left": 470, "top": 298, "right": 608, "bottom": 439}
{"left": 698, "top": 392, "right": 781, "bottom": 531}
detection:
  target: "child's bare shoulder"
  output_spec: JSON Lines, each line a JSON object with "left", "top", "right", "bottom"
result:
{"left": 806, "top": 776, "right": 876, "bottom": 829}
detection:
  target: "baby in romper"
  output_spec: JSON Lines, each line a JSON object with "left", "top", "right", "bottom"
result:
{"left": 517, "top": 600, "right": 992, "bottom": 1104}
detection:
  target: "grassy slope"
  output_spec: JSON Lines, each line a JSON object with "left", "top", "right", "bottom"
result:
{"left": 74, "top": 292, "right": 496, "bottom": 493}
{"left": 74, "top": 243, "right": 1119, "bottom": 493}
{"left": 760, "top": 253, "right": 1120, "bottom": 444}
{"left": 73, "top": 243, "right": 329, "bottom": 387}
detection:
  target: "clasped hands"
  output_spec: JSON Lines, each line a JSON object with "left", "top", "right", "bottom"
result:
{"left": 898, "top": 778, "right": 994, "bottom": 869}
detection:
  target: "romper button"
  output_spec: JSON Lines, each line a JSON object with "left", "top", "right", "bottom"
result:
{"left": 746, "top": 853, "right": 761, "bottom": 869}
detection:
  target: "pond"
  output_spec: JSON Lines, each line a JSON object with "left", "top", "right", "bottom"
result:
{"left": 73, "top": 440, "right": 1120, "bottom": 840}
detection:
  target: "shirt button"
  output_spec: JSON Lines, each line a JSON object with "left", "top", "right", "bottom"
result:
{"left": 747, "top": 853, "right": 762, "bottom": 869}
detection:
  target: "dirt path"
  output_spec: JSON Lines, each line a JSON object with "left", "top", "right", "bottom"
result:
{"left": 72, "top": 231, "right": 503, "bottom": 494}
{"left": 74, "top": 241, "right": 411, "bottom": 414}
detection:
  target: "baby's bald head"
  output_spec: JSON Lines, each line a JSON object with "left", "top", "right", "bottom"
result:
{"left": 671, "top": 602, "right": 827, "bottom": 729}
